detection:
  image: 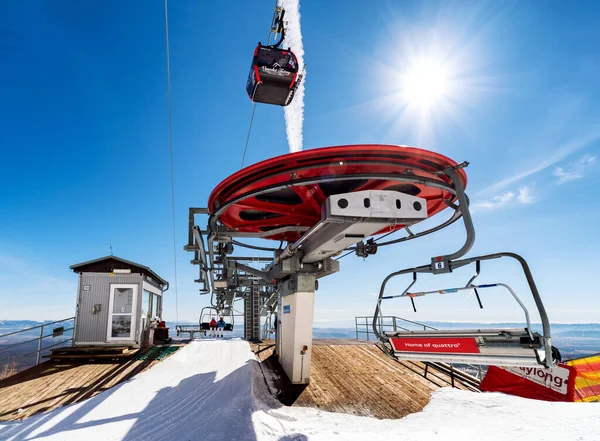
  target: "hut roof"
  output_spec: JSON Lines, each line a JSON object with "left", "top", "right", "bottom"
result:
{"left": 70, "top": 255, "right": 168, "bottom": 287}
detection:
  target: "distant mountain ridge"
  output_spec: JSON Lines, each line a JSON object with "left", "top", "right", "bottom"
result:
{"left": 0, "top": 320, "right": 45, "bottom": 327}
{"left": 1, "top": 320, "right": 599, "bottom": 374}
{"left": 2, "top": 320, "right": 600, "bottom": 334}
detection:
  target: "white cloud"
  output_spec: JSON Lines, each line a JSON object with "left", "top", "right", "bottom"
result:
{"left": 473, "top": 186, "right": 537, "bottom": 212}
{"left": 472, "top": 191, "right": 515, "bottom": 211}
{"left": 553, "top": 154, "right": 596, "bottom": 184}
{"left": 517, "top": 186, "right": 537, "bottom": 204}
{"left": 476, "top": 130, "right": 600, "bottom": 196}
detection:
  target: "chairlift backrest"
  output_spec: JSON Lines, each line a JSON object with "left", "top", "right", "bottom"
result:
{"left": 200, "top": 306, "right": 218, "bottom": 325}
{"left": 199, "top": 306, "right": 234, "bottom": 331}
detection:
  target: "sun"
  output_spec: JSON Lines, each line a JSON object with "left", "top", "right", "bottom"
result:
{"left": 402, "top": 58, "right": 450, "bottom": 109}
{"left": 348, "top": 25, "right": 489, "bottom": 144}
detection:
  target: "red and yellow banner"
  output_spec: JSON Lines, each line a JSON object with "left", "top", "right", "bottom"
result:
{"left": 481, "top": 353, "right": 600, "bottom": 402}
{"left": 480, "top": 365, "right": 575, "bottom": 402}
{"left": 566, "top": 354, "right": 600, "bottom": 402}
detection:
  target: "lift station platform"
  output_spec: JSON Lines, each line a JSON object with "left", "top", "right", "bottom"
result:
{"left": 185, "top": 144, "right": 555, "bottom": 384}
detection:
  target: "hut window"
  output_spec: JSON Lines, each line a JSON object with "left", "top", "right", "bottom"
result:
{"left": 113, "top": 288, "right": 133, "bottom": 314}
{"left": 150, "top": 293, "right": 161, "bottom": 318}
{"left": 142, "top": 291, "right": 151, "bottom": 320}
{"left": 156, "top": 296, "right": 162, "bottom": 317}
{"left": 142, "top": 290, "right": 161, "bottom": 320}
{"left": 111, "top": 316, "right": 132, "bottom": 338}
{"left": 111, "top": 287, "right": 134, "bottom": 338}
{"left": 150, "top": 295, "right": 156, "bottom": 318}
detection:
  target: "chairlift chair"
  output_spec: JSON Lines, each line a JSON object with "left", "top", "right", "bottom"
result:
{"left": 373, "top": 254, "right": 560, "bottom": 368}
{"left": 350, "top": 151, "right": 559, "bottom": 369}
{"left": 199, "top": 306, "right": 234, "bottom": 335}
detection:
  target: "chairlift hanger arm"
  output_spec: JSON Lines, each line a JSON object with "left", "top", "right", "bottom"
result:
{"left": 372, "top": 197, "right": 466, "bottom": 247}
{"left": 339, "top": 195, "right": 466, "bottom": 257}
{"left": 430, "top": 164, "right": 474, "bottom": 264}
{"left": 263, "top": 162, "right": 470, "bottom": 260}
{"left": 187, "top": 207, "right": 209, "bottom": 249}
{"left": 324, "top": 166, "right": 470, "bottom": 260}
{"left": 334, "top": 201, "right": 465, "bottom": 262}
{"left": 268, "top": 8, "right": 286, "bottom": 48}
{"left": 187, "top": 226, "right": 211, "bottom": 294}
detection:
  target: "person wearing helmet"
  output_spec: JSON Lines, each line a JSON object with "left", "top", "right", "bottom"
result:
{"left": 209, "top": 317, "right": 217, "bottom": 337}
{"left": 216, "top": 316, "right": 226, "bottom": 338}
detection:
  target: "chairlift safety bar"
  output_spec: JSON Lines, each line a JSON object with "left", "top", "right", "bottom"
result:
{"left": 382, "top": 282, "right": 534, "bottom": 339}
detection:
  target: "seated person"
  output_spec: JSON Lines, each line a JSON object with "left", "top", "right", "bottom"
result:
{"left": 209, "top": 317, "right": 217, "bottom": 337}
{"left": 216, "top": 316, "right": 226, "bottom": 338}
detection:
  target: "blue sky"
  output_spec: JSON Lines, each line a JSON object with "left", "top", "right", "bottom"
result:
{"left": 1, "top": 1, "right": 599, "bottom": 325}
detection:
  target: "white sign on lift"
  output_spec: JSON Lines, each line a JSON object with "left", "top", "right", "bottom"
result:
{"left": 301, "top": 190, "right": 428, "bottom": 263}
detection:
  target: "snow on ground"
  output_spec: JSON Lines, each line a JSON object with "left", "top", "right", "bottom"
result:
{"left": 253, "top": 387, "right": 600, "bottom": 441}
{"left": 0, "top": 338, "right": 257, "bottom": 441}
{"left": 1, "top": 339, "right": 599, "bottom": 441}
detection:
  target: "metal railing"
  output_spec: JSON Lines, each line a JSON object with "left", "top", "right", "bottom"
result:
{"left": 355, "top": 315, "right": 438, "bottom": 342}
{"left": 175, "top": 325, "right": 204, "bottom": 339}
{"left": 355, "top": 315, "right": 484, "bottom": 382}
{"left": 261, "top": 313, "right": 274, "bottom": 340}
{"left": 0, "top": 317, "right": 75, "bottom": 366}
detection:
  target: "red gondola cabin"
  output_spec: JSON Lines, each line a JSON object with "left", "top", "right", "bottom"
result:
{"left": 246, "top": 44, "right": 300, "bottom": 107}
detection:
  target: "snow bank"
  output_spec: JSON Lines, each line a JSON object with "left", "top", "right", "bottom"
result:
{"left": 0, "top": 339, "right": 258, "bottom": 441}
{"left": 253, "top": 386, "right": 600, "bottom": 441}
{"left": 2, "top": 339, "right": 599, "bottom": 441}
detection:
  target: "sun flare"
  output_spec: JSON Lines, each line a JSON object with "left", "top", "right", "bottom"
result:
{"left": 402, "top": 59, "right": 450, "bottom": 109}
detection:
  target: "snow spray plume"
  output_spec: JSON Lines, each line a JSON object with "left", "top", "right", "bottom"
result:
{"left": 280, "top": 0, "right": 305, "bottom": 153}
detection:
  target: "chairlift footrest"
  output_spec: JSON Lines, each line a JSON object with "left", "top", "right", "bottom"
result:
{"left": 385, "top": 328, "right": 545, "bottom": 367}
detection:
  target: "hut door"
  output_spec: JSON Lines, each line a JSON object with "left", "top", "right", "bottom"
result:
{"left": 107, "top": 284, "right": 138, "bottom": 341}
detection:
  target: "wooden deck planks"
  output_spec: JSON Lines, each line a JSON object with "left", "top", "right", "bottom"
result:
{"left": 0, "top": 339, "right": 478, "bottom": 422}
{"left": 251, "top": 340, "right": 476, "bottom": 419}
{"left": 0, "top": 345, "right": 183, "bottom": 421}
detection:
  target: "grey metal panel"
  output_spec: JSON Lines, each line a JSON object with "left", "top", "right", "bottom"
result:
{"left": 143, "top": 274, "right": 162, "bottom": 290}
{"left": 74, "top": 274, "right": 143, "bottom": 345}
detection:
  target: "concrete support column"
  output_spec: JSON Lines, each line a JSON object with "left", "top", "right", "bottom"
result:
{"left": 277, "top": 274, "right": 315, "bottom": 384}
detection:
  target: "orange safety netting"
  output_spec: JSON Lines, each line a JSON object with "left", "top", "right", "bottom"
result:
{"left": 566, "top": 354, "right": 600, "bottom": 402}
